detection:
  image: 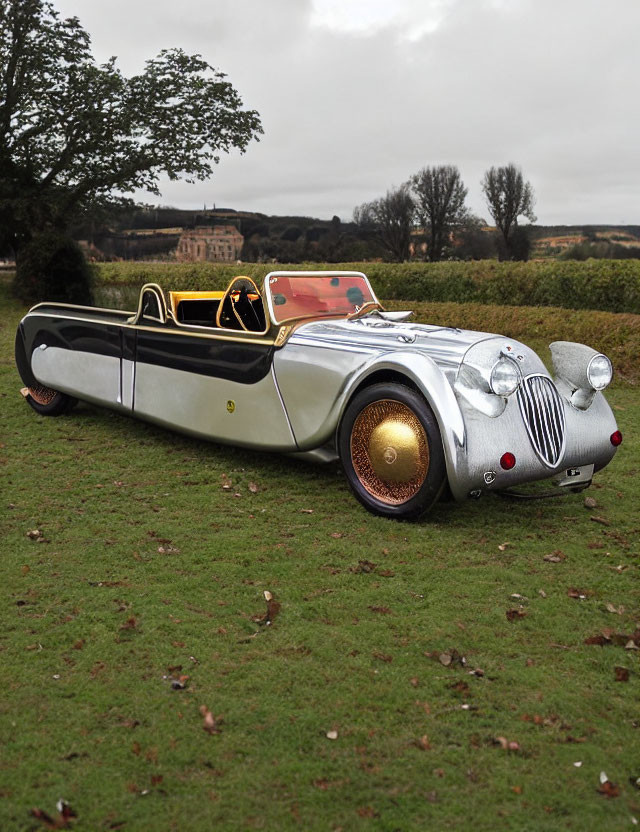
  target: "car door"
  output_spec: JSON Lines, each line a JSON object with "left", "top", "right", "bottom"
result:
{"left": 131, "top": 284, "right": 296, "bottom": 452}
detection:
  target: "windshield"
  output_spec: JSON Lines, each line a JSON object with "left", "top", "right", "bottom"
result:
{"left": 267, "top": 274, "right": 377, "bottom": 324}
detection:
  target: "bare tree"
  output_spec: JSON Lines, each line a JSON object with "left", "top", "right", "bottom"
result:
{"left": 410, "top": 165, "right": 468, "bottom": 261}
{"left": 353, "top": 186, "right": 414, "bottom": 261}
{"left": 481, "top": 164, "right": 536, "bottom": 259}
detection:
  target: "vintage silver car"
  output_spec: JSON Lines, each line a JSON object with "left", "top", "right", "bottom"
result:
{"left": 15, "top": 270, "right": 622, "bottom": 519}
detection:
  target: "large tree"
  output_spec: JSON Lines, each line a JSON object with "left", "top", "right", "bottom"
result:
{"left": 353, "top": 185, "right": 414, "bottom": 262}
{"left": 410, "top": 165, "right": 468, "bottom": 262}
{"left": 0, "top": 0, "right": 263, "bottom": 256}
{"left": 481, "top": 163, "right": 536, "bottom": 259}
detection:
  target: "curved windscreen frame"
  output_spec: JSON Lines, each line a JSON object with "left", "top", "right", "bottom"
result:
{"left": 264, "top": 271, "right": 380, "bottom": 325}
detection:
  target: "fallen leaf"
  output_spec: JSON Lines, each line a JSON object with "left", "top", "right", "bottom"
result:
{"left": 377, "top": 569, "right": 395, "bottom": 578}
{"left": 330, "top": 532, "right": 344, "bottom": 539}
{"left": 512, "top": 785, "right": 523, "bottom": 794}
{"left": 410, "top": 677, "right": 419, "bottom": 687}
{"left": 248, "top": 481, "right": 259, "bottom": 493}
{"left": 431, "top": 649, "right": 466, "bottom": 667}
{"left": 200, "top": 705, "right": 222, "bottom": 735}
{"left": 605, "top": 603, "right": 624, "bottom": 615}
{"left": 355, "top": 559, "right": 377, "bottom": 573}
{"left": 21, "top": 564, "right": 30, "bottom": 575}
{"left": 414, "top": 735, "right": 431, "bottom": 751}
{"left": 368, "top": 605, "right": 391, "bottom": 615}
{"left": 357, "top": 807, "right": 378, "bottom": 818}
{"left": 506, "top": 608, "right": 527, "bottom": 621}
{"left": 584, "top": 496, "right": 598, "bottom": 509}
{"left": 254, "top": 590, "right": 281, "bottom": 626}
{"left": 158, "top": 544, "right": 180, "bottom": 554}
{"left": 590, "top": 515, "right": 610, "bottom": 526}
{"left": 300, "top": 509, "right": 314, "bottom": 514}
{"left": 120, "top": 616, "right": 138, "bottom": 631}
{"left": 221, "top": 474, "right": 232, "bottom": 491}
{"left": 326, "top": 730, "right": 338, "bottom": 740}
{"left": 597, "top": 771, "right": 620, "bottom": 798}
{"left": 538, "top": 589, "right": 547, "bottom": 598}
{"left": 614, "top": 666, "right": 630, "bottom": 682}
{"left": 544, "top": 550, "right": 566, "bottom": 563}
{"left": 373, "top": 652, "right": 392, "bottom": 663}
{"left": 568, "top": 587, "right": 590, "bottom": 600}
{"left": 498, "top": 542, "right": 511, "bottom": 551}
{"left": 30, "top": 800, "right": 77, "bottom": 829}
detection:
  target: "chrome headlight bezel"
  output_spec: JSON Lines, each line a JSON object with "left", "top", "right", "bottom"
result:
{"left": 489, "top": 357, "right": 522, "bottom": 397}
{"left": 586, "top": 353, "right": 613, "bottom": 391}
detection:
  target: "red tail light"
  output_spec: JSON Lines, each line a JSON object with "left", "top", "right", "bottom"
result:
{"left": 610, "top": 431, "right": 623, "bottom": 447}
{"left": 500, "top": 452, "right": 516, "bottom": 470}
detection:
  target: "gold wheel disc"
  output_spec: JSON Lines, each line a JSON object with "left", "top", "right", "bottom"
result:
{"left": 28, "top": 384, "right": 57, "bottom": 405}
{"left": 350, "top": 400, "right": 430, "bottom": 505}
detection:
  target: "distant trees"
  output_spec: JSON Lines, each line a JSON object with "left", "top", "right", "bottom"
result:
{"left": 482, "top": 164, "right": 536, "bottom": 260}
{"left": 410, "top": 165, "right": 468, "bottom": 262}
{"left": 353, "top": 186, "right": 414, "bottom": 262}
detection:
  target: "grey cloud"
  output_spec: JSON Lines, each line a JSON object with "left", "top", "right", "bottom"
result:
{"left": 54, "top": 0, "right": 640, "bottom": 223}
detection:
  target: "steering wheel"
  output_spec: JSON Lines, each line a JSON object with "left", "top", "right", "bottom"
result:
{"left": 216, "top": 277, "right": 263, "bottom": 331}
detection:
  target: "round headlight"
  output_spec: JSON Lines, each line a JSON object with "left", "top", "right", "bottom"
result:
{"left": 490, "top": 358, "right": 521, "bottom": 397}
{"left": 587, "top": 354, "right": 612, "bottom": 390}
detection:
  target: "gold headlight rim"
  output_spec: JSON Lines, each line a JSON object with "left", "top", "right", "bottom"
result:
{"left": 350, "top": 399, "right": 430, "bottom": 505}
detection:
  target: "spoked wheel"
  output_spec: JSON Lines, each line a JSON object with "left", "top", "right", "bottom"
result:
{"left": 21, "top": 383, "right": 77, "bottom": 416}
{"left": 338, "top": 383, "right": 446, "bottom": 520}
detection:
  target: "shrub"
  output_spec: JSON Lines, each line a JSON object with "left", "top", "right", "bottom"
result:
{"left": 13, "top": 232, "right": 93, "bottom": 305}
{"left": 91, "top": 259, "right": 640, "bottom": 314}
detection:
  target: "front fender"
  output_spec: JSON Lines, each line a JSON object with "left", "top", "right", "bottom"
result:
{"left": 274, "top": 346, "right": 466, "bottom": 491}
{"left": 338, "top": 352, "right": 466, "bottom": 490}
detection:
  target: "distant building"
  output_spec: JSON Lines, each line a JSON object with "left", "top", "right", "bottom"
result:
{"left": 176, "top": 226, "right": 244, "bottom": 262}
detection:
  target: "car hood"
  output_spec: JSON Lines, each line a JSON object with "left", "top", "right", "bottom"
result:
{"left": 289, "top": 317, "right": 500, "bottom": 373}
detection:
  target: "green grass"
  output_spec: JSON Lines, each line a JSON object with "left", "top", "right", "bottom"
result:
{"left": 1, "top": 279, "right": 639, "bottom": 830}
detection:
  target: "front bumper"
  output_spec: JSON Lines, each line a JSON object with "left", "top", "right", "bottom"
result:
{"left": 446, "top": 390, "right": 618, "bottom": 502}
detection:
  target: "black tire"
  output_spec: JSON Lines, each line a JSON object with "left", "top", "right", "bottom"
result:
{"left": 338, "top": 383, "right": 447, "bottom": 520}
{"left": 15, "top": 331, "right": 77, "bottom": 417}
{"left": 23, "top": 384, "right": 77, "bottom": 416}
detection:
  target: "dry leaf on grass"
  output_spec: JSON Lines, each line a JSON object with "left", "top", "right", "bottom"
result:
{"left": 494, "top": 736, "right": 521, "bottom": 752}
{"left": 605, "top": 603, "right": 625, "bottom": 615}
{"left": 368, "top": 605, "right": 391, "bottom": 615}
{"left": 544, "top": 550, "right": 566, "bottom": 563}
{"left": 414, "top": 735, "right": 431, "bottom": 751}
{"left": 354, "top": 559, "right": 377, "bottom": 573}
{"left": 253, "top": 590, "right": 281, "bottom": 626}
{"left": 568, "top": 588, "right": 591, "bottom": 600}
{"left": 614, "top": 666, "right": 630, "bottom": 682}
{"left": 248, "top": 481, "right": 259, "bottom": 493}
{"left": 326, "top": 729, "right": 338, "bottom": 740}
{"left": 200, "top": 705, "right": 222, "bottom": 735}
{"left": 584, "top": 496, "right": 598, "bottom": 509}
{"left": 220, "top": 474, "right": 232, "bottom": 491}
{"left": 590, "top": 515, "right": 610, "bottom": 526}
{"left": 31, "top": 800, "right": 76, "bottom": 829}
{"left": 597, "top": 771, "right": 620, "bottom": 798}
{"left": 506, "top": 608, "right": 527, "bottom": 621}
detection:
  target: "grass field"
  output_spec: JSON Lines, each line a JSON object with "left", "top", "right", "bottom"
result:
{"left": 1, "top": 279, "right": 639, "bottom": 830}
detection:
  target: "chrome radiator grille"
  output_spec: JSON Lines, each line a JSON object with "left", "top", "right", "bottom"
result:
{"left": 517, "top": 375, "right": 566, "bottom": 468}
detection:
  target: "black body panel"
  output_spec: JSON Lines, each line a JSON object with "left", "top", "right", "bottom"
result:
{"left": 135, "top": 325, "right": 274, "bottom": 384}
{"left": 18, "top": 308, "right": 274, "bottom": 387}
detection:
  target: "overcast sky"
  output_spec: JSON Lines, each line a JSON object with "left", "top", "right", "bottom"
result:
{"left": 55, "top": 0, "right": 639, "bottom": 225}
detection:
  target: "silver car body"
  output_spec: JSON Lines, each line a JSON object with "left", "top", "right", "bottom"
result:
{"left": 17, "top": 270, "right": 619, "bottom": 502}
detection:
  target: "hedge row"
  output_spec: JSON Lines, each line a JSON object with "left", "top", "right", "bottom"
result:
{"left": 92, "top": 259, "right": 640, "bottom": 314}
{"left": 385, "top": 299, "right": 640, "bottom": 384}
